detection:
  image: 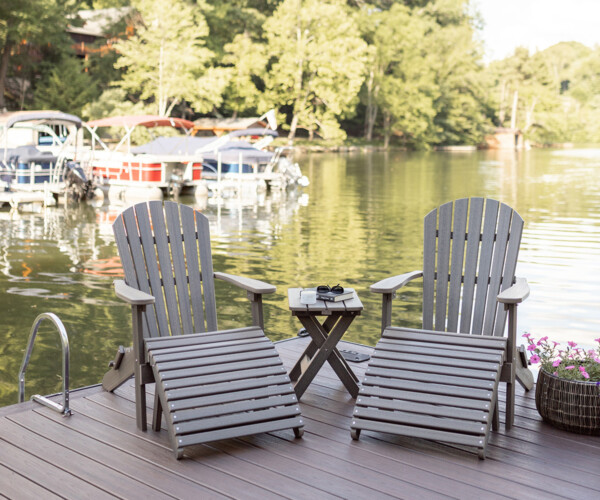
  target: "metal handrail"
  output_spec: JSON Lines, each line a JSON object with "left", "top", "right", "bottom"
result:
{"left": 18, "top": 313, "right": 72, "bottom": 416}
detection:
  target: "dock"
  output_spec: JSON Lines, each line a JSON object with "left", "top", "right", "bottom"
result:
{"left": 1, "top": 337, "right": 599, "bottom": 499}
{"left": 0, "top": 191, "right": 54, "bottom": 209}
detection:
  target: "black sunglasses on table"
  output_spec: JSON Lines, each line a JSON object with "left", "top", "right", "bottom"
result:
{"left": 317, "top": 284, "right": 344, "bottom": 294}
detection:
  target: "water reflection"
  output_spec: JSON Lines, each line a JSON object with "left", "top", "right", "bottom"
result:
{"left": 1, "top": 149, "right": 600, "bottom": 407}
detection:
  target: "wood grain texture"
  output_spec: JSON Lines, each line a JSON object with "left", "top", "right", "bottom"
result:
{"left": 2, "top": 337, "right": 598, "bottom": 499}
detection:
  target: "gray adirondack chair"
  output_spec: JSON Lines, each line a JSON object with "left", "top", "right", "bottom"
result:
{"left": 351, "top": 198, "right": 533, "bottom": 459}
{"left": 102, "top": 201, "right": 303, "bottom": 459}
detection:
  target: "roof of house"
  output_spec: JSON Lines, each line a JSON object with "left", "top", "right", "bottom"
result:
{"left": 66, "top": 7, "right": 131, "bottom": 38}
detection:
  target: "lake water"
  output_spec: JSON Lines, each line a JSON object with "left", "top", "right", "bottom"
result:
{"left": 2, "top": 148, "right": 600, "bottom": 408}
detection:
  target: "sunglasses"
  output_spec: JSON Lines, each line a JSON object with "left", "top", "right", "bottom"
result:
{"left": 317, "top": 284, "right": 344, "bottom": 294}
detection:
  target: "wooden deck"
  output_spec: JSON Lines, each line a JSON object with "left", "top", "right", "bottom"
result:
{"left": 1, "top": 337, "right": 599, "bottom": 499}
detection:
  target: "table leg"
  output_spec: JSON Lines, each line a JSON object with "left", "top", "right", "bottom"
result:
{"left": 307, "top": 315, "right": 360, "bottom": 385}
{"left": 289, "top": 315, "right": 338, "bottom": 381}
{"left": 294, "top": 315, "right": 360, "bottom": 399}
{"left": 289, "top": 340, "right": 318, "bottom": 381}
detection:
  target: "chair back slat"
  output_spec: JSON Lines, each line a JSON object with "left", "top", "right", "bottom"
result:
{"left": 422, "top": 209, "right": 437, "bottom": 330}
{"left": 195, "top": 210, "right": 218, "bottom": 332}
{"left": 180, "top": 203, "right": 207, "bottom": 333}
{"left": 434, "top": 202, "right": 452, "bottom": 331}
{"left": 113, "top": 201, "right": 219, "bottom": 338}
{"left": 124, "top": 204, "right": 170, "bottom": 338}
{"left": 459, "top": 197, "right": 484, "bottom": 333}
{"left": 149, "top": 201, "right": 182, "bottom": 336}
{"left": 482, "top": 203, "right": 512, "bottom": 335}
{"left": 114, "top": 211, "right": 159, "bottom": 339}
{"left": 493, "top": 212, "right": 523, "bottom": 336}
{"left": 471, "top": 199, "right": 499, "bottom": 333}
{"left": 423, "top": 198, "right": 522, "bottom": 337}
{"left": 446, "top": 198, "right": 469, "bottom": 331}
{"left": 165, "top": 202, "right": 194, "bottom": 335}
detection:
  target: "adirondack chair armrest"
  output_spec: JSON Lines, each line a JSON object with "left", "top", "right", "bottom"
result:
{"left": 370, "top": 270, "right": 423, "bottom": 294}
{"left": 497, "top": 277, "right": 529, "bottom": 305}
{"left": 214, "top": 272, "right": 276, "bottom": 295}
{"left": 114, "top": 280, "right": 156, "bottom": 305}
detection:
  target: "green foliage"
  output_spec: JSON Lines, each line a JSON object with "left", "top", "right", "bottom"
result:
{"left": 113, "top": 0, "right": 229, "bottom": 116}
{"left": 221, "top": 32, "right": 268, "bottom": 116}
{"left": 204, "top": 0, "right": 276, "bottom": 58}
{"left": 263, "top": 0, "right": 367, "bottom": 141}
{"left": 0, "top": 0, "right": 76, "bottom": 108}
{"left": 81, "top": 87, "right": 147, "bottom": 120}
{"left": 32, "top": 56, "right": 98, "bottom": 115}
{"left": 5, "top": 0, "right": 600, "bottom": 147}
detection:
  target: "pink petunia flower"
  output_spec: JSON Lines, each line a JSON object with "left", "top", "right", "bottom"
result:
{"left": 579, "top": 366, "right": 587, "bottom": 373}
{"left": 568, "top": 341, "right": 577, "bottom": 347}
{"left": 552, "top": 359, "right": 561, "bottom": 367}
{"left": 594, "top": 338, "right": 600, "bottom": 343}
{"left": 529, "top": 354, "right": 540, "bottom": 364}
{"left": 522, "top": 333, "right": 532, "bottom": 339}
{"left": 565, "top": 365, "right": 575, "bottom": 370}
{"left": 552, "top": 341, "right": 560, "bottom": 347}
{"left": 595, "top": 357, "right": 600, "bottom": 363}
{"left": 588, "top": 350, "right": 596, "bottom": 357}
{"left": 582, "top": 371, "right": 590, "bottom": 379}
{"left": 527, "top": 344, "right": 537, "bottom": 351}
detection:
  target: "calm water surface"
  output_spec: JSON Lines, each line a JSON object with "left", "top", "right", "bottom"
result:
{"left": 2, "top": 148, "right": 600, "bottom": 407}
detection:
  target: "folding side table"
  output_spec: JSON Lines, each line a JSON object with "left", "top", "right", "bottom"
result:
{"left": 287, "top": 288, "right": 362, "bottom": 399}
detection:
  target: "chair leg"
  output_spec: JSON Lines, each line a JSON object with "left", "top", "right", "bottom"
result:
{"left": 491, "top": 394, "right": 499, "bottom": 431}
{"left": 135, "top": 379, "right": 147, "bottom": 431}
{"left": 505, "top": 381, "right": 515, "bottom": 430}
{"left": 152, "top": 389, "right": 162, "bottom": 432}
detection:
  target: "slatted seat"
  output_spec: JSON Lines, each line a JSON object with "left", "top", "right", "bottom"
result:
{"left": 351, "top": 198, "right": 533, "bottom": 458}
{"left": 102, "top": 201, "right": 303, "bottom": 459}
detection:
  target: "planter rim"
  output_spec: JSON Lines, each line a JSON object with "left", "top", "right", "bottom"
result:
{"left": 539, "top": 367, "right": 600, "bottom": 386}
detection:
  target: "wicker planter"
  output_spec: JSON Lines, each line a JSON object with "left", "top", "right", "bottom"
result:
{"left": 535, "top": 369, "right": 600, "bottom": 435}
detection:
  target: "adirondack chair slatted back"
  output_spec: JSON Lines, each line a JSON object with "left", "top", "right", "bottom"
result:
{"left": 422, "top": 198, "right": 523, "bottom": 336}
{"left": 113, "top": 200, "right": 218, "bottom": 338}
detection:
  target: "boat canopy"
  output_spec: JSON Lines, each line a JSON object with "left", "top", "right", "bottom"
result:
{"left": 201, "top": 141, "right": 273, "bottom": 164}
{"left": 86, "top": 115, "right": 195, "bottom": 130}
{"left": 130, "top": 136, "right": 218, "bottom": 155}
{"left": 0, "top": 110, "right": 83, "bottom": 129}
{"left": 228, "top": 128, "right": 278, "bottom": 138}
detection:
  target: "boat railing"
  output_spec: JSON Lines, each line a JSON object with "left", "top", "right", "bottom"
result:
{"left": 18, "top": 312, "right": 72, "bottom": 416}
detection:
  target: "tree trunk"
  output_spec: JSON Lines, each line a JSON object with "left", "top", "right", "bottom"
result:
{"left": 383, "top": 111, "right": 391, "bottom": 150}
{"left": 498, "top": 80, "right": 507, "bottom": 126}
{"left": 288, "top": 113, "right": 298, "bottom": 145}
{"left": 510, "top": 89, "right": 518, "bottom": 130}
{"left": 0, "top": 41, "right": 12, "bottom": 110}
{"left": 364, "top": 69, "right": 376, "bottom": 140}
{"left": 524, "top": 97, "right": 537, "bottom": 132}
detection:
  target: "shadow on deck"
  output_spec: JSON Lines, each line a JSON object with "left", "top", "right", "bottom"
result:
{"left": 1, "top": 337, "right": 599, "bottom": 499}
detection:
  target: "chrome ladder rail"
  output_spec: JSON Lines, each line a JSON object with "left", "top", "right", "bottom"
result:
{"left": 18, "top": 312, "right": 72, "bottom": 416}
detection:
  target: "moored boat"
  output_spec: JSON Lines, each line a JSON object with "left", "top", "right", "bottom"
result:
{"left": 0, "top": 110, "right": 94, "bottom": 206}
{"left": 83, "top": 115, "right": 212, "bottom": 203}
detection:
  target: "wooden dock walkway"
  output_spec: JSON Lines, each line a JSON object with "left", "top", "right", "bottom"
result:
{"left": 1, "top": 337, "right": 599, "bottom": 499}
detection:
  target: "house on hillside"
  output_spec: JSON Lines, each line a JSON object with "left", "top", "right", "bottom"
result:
{"left": 66, "top": 7, "right": 134, "bottom": 59}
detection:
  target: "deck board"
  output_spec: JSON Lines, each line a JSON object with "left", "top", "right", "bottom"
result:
{"left": 1, "top": 337, "right": 600, "bottom": 499}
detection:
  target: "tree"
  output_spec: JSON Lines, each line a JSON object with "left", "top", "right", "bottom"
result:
{"left": 221, "top": 32, "right": 269, "bottom": 117}
{"left": 32, "top": 57, "right": 98, "bottom": 116}
{"left": 263, "top": 0, "right": 367, "bottom": 142}
{"left": 360, "top": 4, "right": 438, "bottom": 147}
{"left": 113, "top": 0, "right": 229, "bottom": 116}
{"left": 0, "top": 0, "right": 73, "bottom": 109}
{"left": 489, "top": 47, "right": 557, "bottom": 135}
